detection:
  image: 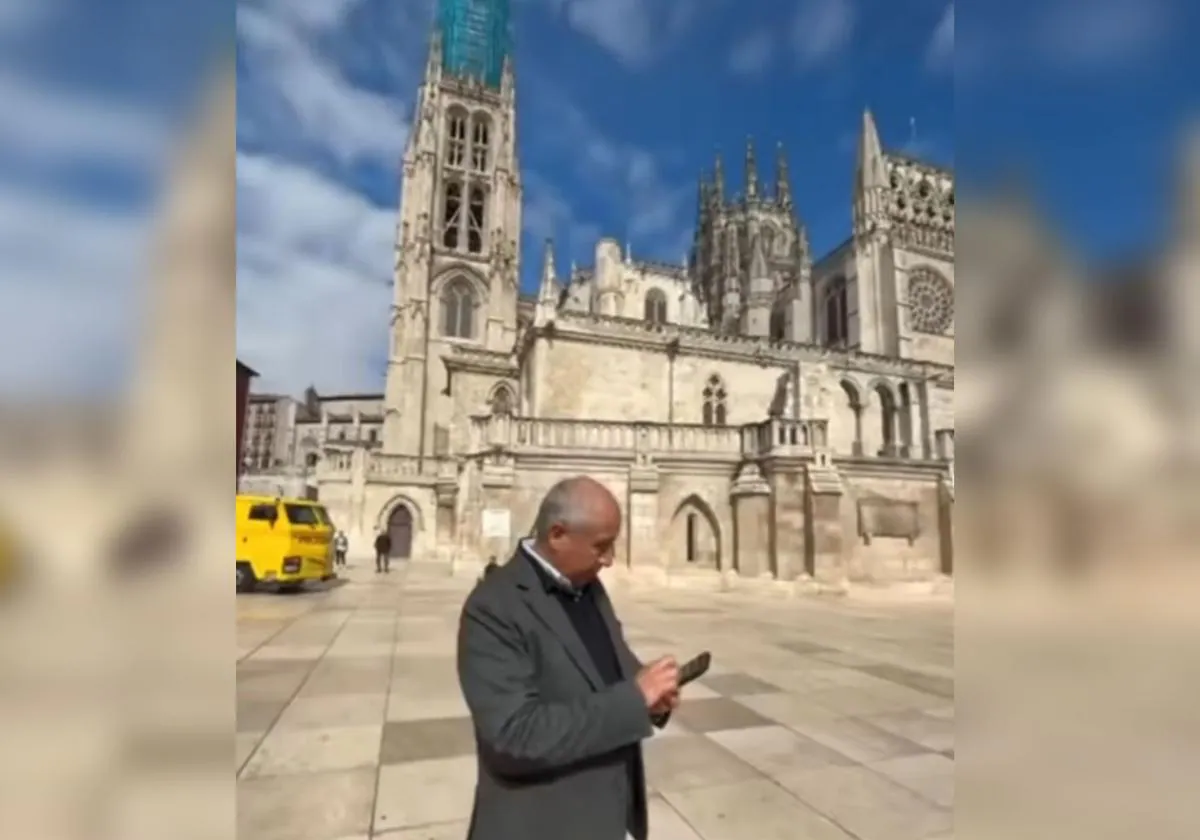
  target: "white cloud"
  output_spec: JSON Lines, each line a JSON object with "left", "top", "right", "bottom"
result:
{"left": 728, "top": 30, "right": 775, "bottom": 76}
{"left": 926, "top": 4, "right": 953, "bottom": 73}
{"left": 1036, "top": 0, "right": 1171, "bottom": 71}
{"left": 790, "top": 0, "right": 855, "bottom": 67}
{"left": 236, "top": 6, "right": 411, "bottom": 166}
{"left": 538, "top": 0, "right": 704, "bottom": 68}
{"left": 0, "top": 187, "right": 148, "bottom": 397}
{"left": 0, "top": 0, "right": 57, "bottom": 36}
{"left": 0, "top": 71, "right": 170, "bottom": 167}
{"left": 533, "top": 84, "right": 690, "bottom": 248}
{"left": 252, "top": 0, "right": 365, "bottom": 32}
{"left": 0, "top": 65, "right": 172, "bottom": 397}
{"left": 236, "top": 152, "right": 394, "bottom": 395}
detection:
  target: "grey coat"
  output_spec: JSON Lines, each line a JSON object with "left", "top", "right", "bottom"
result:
{"left": 457, "top": 549, "right": 665, "bottom": 840}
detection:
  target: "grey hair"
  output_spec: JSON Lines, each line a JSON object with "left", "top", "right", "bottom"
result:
{"left": 532, "top": 476, "right": 605, "bottom": 539}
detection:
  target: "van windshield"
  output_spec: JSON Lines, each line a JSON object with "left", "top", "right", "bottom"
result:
{"left": 313, "top": 506, "right": 331, "bottom": 525}
{"left": 284, "top": 504, "right": 320, "bottom": 526}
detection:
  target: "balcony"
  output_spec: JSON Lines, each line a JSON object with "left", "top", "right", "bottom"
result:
{"left": 470, "top": 416, "right": 839, "bottom": 461}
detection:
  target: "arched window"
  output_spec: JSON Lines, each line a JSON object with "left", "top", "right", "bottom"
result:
{"left": 823, "top": 276, "right": 848, "bottom": 347}
{"left": 489, "top": 385, "right": 515, "bottom": 416}
{"left": 442, "top": 181, "right": 462, "bottom": 249}
{"left": 446, "top": 111, "right": 467, "bottom": 167}
{"left": 466, "top": 185, "right": 486, "bottom": 254}
{"left": 875, "top": 383, "right": 896, "bottom": 456}
{"left": 701, "top": 374, "right": 727, "bottom": 426}
{"left": 470, "top": 114, "right": 490, "bottom": 171}
{"left": 644, "top": 288, "right": 667, "bottom": 325}
{"left": 769, "top": 306, "right": 786, "bottom": 341}
{"left": 441, "top": 277, "right": 475, "bottom": 338}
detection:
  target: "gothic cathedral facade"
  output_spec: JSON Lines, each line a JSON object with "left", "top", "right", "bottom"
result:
{"left": 318, "top": 0, "right": 956, "bottom": 589}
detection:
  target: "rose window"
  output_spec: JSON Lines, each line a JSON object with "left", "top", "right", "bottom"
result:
{"left": 908, "top": 269, "right": 953, "bottom": 335}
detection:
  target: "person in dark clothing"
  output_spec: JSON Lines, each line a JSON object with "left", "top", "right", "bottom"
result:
{"left": 373, "top": 530, "right": 392, "bottom": 573}
{"left": 456, "top": 476, "right": 681, "bottom": 840}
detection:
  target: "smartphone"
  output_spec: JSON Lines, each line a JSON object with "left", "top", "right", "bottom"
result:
{"left": 678, "top": 651, "right": 712, "bottom": 687}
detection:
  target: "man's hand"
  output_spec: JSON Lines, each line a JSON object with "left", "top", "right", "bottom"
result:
{"left": 649, "top": 690, "right": 679, "bottom": 716}
{"left": 635, "top": 656, "right": 679, "bottom": 710}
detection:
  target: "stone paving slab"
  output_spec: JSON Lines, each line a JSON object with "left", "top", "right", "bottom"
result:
{"left": 237, "top": 561, "right": 954, "bottom": 839}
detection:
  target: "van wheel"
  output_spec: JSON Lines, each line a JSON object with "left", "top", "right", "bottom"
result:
{"left": 236, "top": 563, "right": 257, "bottom": 593}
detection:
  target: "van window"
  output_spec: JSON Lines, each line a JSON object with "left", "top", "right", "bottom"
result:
{"left": 313, "top": 506, "right": 331, "bottom": 525}
{"left": 247, "top": 503, "right": 277, "bottom": 522}
{"left": 284, "top": 504, "right": 320, "bottom": 525}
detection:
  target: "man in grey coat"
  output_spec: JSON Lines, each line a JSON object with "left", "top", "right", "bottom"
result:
{"left": 457, "top": 477, "right": 681, "bottom": 840}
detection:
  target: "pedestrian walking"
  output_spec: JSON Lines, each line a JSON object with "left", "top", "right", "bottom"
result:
{"left": 374, "top": 530, "right": 392, "bottom": 573}
{"left": 333, "top": 530, "right": 349, "bottom": 568}
{"left": 456, "top": 476, "right": 681, "bottom": 840}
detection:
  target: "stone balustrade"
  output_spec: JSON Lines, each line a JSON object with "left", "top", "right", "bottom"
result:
{"left": 316, "top": 448, "right": 441, "bottom": 482}
{"left": 740, "top": 418, "right": 830, "bottom": 458}
{"left": 470, "top": 415, "right": 745, "bottom": 457}
{"left": 319, "top": 415, "right": 930, "bottom": 478}
{"left": 470, "top": 415, "right": 834, "bottom": 459}
{"left": 366, "top": 453, "right": 432, "bottom": 481}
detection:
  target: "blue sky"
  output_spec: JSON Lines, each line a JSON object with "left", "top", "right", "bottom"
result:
{"left": 235, "top": 0, "right": 960, "bottom": 393}
{"left": 0, "top": 0, "right": 1194, "bottom": 398}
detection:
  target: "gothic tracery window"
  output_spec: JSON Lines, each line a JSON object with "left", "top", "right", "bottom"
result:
{"left": 442, "top": 181, "right": 462, "bottom": 249}
{"left": 441, "top": 277, "right": 475, "bottom": 339}
{"left": 466, "top": 185, "right": 486, "bottom": 254}
{"left": 470, "top": 114, "right": 490, "bottom": 171}
{"left": 908, "top": 267, "right": 954, "bottom": 335}
{"left": 446, "top": 111, "right": 467, "bottom": 167}
{"left": 823, "top": 275, "right": 849, "bottom": 347}
{"left": 702, "top": 374, "right": 727, "bottom": 426}
{"left": 644, "top": 288, "right": 667, "bottom": 325}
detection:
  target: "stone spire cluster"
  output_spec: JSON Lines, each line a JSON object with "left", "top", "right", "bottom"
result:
{"left": 689, "top": 137, "right": 812, "bottom": 341}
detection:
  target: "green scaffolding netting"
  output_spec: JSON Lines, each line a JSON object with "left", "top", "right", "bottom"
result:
{"left": 437, "top": 0, "right": 511, "bottom": 88}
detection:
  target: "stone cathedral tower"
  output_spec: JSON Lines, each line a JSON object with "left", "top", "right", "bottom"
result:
{"left": 383, "top": 0, "right": 523, "bottom": 458}
{"left": 689, "top": 139, "right": 813, "bottom": 341}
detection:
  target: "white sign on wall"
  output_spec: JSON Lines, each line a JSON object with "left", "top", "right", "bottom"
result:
{"left": 481, "top": 508, "right": 511, "bottom": 540}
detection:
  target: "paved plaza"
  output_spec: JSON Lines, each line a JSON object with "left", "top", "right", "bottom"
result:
{"left": 237, "top": 562, "right": 954, "bottom": 840}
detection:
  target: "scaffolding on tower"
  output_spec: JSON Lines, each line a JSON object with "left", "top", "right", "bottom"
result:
{"left": 437, "top": 0, "right": 511, "bottom": 88}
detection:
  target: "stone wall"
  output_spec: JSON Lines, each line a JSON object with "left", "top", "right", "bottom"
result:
{"left": 316, "top": 415, "right": 954, "bottom": 586}
{"left": 840, "top": 473, "right": 944, "bottom": 582}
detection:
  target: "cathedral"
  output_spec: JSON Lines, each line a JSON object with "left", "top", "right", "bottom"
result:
{"left": 316, "top": 0, "right": 956, "bottom": 589}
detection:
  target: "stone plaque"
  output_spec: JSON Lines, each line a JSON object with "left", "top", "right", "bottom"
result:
{"left": 857, "top": 497, "right": 919, "bottom": 544}
{"left": 482, "top": 508, "right": 511, "bottom": 540}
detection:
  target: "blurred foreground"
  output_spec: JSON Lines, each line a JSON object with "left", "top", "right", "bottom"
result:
{"left": 0, "top": 49, "right": 1199, "bottom": 840}
{"left": 0, "top": 65, "right": 234, "bottom": 840}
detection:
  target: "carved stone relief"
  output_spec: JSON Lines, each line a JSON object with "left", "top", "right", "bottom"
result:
{"left": 856, "top": 496, "right": 920, "bottom": 544}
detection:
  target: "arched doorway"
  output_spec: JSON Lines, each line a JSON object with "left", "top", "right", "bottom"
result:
{"left": 387, "top": 505, "right": 414, "bottom": 559}
{"left": 669, "top": 496, "right": 720, "bottom": 569}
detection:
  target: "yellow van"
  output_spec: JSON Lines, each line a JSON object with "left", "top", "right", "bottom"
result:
{"left": 236, "top": 495, "right": 334, "bottom": 592}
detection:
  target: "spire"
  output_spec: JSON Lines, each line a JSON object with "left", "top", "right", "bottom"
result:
{"left": 539, "top": 238, "right": 556, "bottom": 298}
{"left": 534, "top": 238, "right": 559, "bottom": 326}
{"left": 745, "top": 136, "right": 758, "bottom": 200}
{"left": 749, "top": 230, "right": 769, "bottom": 280}
{"left": 854, "top": 108, "right": 889, "bottom": 236}
{"left": 713, "top": 151, "right": 725, "bottom": 202}
{"left": 775, "top": 141, "right": 792, "bottom": 208}
{"left": 856, "top": 108, "right": 886, "bottom": 191}
{"left": 435, "top": 0, "right": 512, "bottom": 89}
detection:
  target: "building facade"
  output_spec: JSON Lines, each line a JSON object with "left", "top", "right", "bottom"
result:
{"left": 236, "top": 361, "right": 257, "bottom": 479}
{"left": 243, "top": 394, "right": 298, "bottom": 471}
{"left": 316, "top": 0, "right": 956, "bottom": 587}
